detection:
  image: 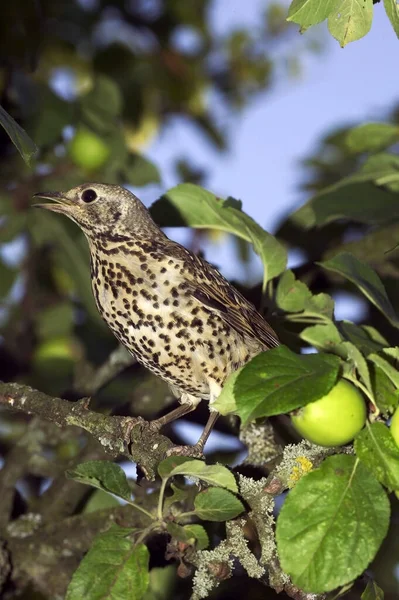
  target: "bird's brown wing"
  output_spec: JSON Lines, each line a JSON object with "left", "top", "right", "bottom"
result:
{"left": 167, "top": 244, "right": 279, "bottom": 350}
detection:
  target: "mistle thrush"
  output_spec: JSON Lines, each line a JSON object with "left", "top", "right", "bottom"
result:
{"left": 34, "top": 183, "right": 279, "bottom": 453}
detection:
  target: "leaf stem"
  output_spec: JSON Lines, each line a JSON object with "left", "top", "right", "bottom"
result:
{"left": 344, "top": 375, "right": 379, "bottom": 416}
{"left": 157, "top": 478, "right": 168, "bottom": 521}
{"left": 177, "top": 510, "right": 196, "bottom": 521}
{"left": 284, "top": 312, "right": 331, "bottom": 324}
{"left": 127, "top": 500, "right": 155, "bottom": 521}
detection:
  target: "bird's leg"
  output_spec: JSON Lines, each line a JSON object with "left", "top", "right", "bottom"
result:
{"left": 122, "top": 394, "right": 198, "bottom": 447}
{"left": 167, "top": 382, "right": 221, "bottom": 457}
{"left": 195, "top": 410, "right": 219, "bottom": 450}
{"left": 149, "top": 402, "right": 197, "bottom": 430}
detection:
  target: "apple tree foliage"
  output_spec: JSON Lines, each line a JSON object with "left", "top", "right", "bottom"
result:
{"left": 0, "top": 1, "right": 398, "bottom": 600}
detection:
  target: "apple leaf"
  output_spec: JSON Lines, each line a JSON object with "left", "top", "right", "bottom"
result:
{"left": 0, "top": 104, "right": 38, "bottom": 166}
{"left": 276, "top": 270, "right": 312, "bottom": 312}
{"left": 355, "top": 422, "right": 399, "bottom": 491}
{"left": 232, "top": 345, "right": 340, "bottom": 423}
{"left": 194, "top": 487, "right": 244, "bottom": 521}
{"left": 66, "top": 460, "right": 131, "bottom": 501}
{"left": 276, "top": 455, "right": 390, "bottom": 593}
{"left": 319, "top": 252, "right": 399, "bottom": 329}
{"left": 328, "top": 0, "right": 373, "bottom": 47}
{"left": 151, "top": 183, "right": 287, "bottom": 286}
{"left": 66, "top": 526, "right": 149, "bottom": 600}
{"left": 345, "top": 123, "right": 399, "bottom": 154}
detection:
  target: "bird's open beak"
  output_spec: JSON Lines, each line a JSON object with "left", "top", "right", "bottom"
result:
{"left": 33, "top": 191, "right": 74, "bottom": 214}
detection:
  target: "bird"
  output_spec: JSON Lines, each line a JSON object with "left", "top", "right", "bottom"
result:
{"left": 33, "top": 183, "right": 279, "bottom": 454}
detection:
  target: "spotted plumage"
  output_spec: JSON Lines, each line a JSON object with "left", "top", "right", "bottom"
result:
{"left": 33, "top": 183, "right": 279, "bottom": 452}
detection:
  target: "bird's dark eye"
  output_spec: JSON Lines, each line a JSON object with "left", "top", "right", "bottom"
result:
{"left": 81, "top": 189, "right": 97, "bottom": 203}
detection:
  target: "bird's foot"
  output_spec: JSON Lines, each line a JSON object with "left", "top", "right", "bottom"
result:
{"left": 166, "top": 444, "right": 204, "bottom": 459}
{"left": 121, "top": 416, "right": 155, "bottom": 451}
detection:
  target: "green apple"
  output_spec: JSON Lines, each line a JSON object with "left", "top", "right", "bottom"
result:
{"left": 68, "top": 127, "right": 110, "bottom": 171}
{"left": 291, "top": 379, "right": 367, "bottom": 447}
{"left": 391, "top": 406, "right": 399, "bottom": 447}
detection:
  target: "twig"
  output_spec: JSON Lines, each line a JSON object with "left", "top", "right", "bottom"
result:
{"left": 74, "top": 344, "right": 137, "bottom": 396}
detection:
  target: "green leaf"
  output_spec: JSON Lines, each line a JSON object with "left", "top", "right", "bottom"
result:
{"left": 124, "top": 153, "right": 161, "bottom": 186}
{"left": 345, "top": 123, "right": 399, "bottom": 154}
{"left": 319, "top": 252, "right": 399, "bottom": 328}
{"left": 81, "top": 76, "right": 123, "bottom": 133}
{"left": 276, "top": 270, "right": 312, "bottom": 312}
{"left": 287, "top": 0, "right": 336, "bottom": 27}
{"left": 360, "top": 152, "right": 399, "bottom": 191}
{"left": 66, "top": 460, "right": 132, "bottom": 501}
{"left": 355, "top": 422, "right": 399, "bottom": 491}
{"left": 362, "top": 325, "right": 389, "bottom": 346}
{"left": 361, "top": 580, "right": 385, "bottom": 600}
{"left": 384, "top": 0, "right": 399, "bottom": 37}
{"left": 291, "top": 179, "right": 399, "bottom": 229}
{"left": 66, "top": 526, "right": 149, "bottom": 600}
{"left": 328, "top": 0, "right": 373, "bottom": 47}
{"left": 212, "top": 366, "right": 243, "bottom": 415}
{"left": 194, "top": 487, "right": 244, "bottom": 521}
{"left": 304, "top": 293, "right": 335, "bottom": 319}
{"left": 233, "top": 345, "right": 340, "bottom": 423}
{"left": 158, "top": 456, "right": 196, "bottom": 479}
{"left": 300, "top": 322, "right": 342, "bottom": 351}
{"left": 339, "top": 322, "right": 385, "bottom": 355}
{"left": 166, "top": 523, "right": 209, "bottom": 549}
{"left": 276, "top": 455, "right": 390, "bottom": 593}
{"left": 166, "top": 459, "right": 238, "bottom": 493}
{"left": 143, "top": 566, "right": 176, "bottom": 600}
{"left": 383, "top": 346, "right": 399, "bottom": 361}
{"left": 183, "top": 524, "right": 209, "bottom": 550}
{"left": 334, "top": 341, "right": 372, "bottom": 391}
{"left": 163, "top": 483, "right": 190, "bottom": 512}
{"left": 83, "top": 489, "right": 120, "bottom": 514}
{"left": 151, "top": 184, "right": 287, "bottom": 286}
{"left": 0, "top": 104, "right": 38, "bottom": 166}
{"left": 368, "top": 353, "right": 399, "bottom": 389}
{"left": 370, "top": 364, "right": 398, "bottom": 415}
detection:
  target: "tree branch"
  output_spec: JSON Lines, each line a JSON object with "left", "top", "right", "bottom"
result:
{"left": 0, "top": 381, "right": 174, "bottom": 480}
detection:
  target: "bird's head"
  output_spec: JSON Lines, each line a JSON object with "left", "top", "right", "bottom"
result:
{"left": 33, "top": 183, "right": 160, "bottom": 240}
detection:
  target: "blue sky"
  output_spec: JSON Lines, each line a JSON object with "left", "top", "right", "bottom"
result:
{"left": 148, "top": 0, "right": 398, "bottom": 231}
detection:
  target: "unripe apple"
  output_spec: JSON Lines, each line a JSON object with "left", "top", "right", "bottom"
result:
{"left": 391, "top": 406, "right": 399, "bottom": 447}
{"left": 291, "top": 379, "right": 367, "bottom": 447}
{"left": 68, "top": 127, "right": 110, "bottom": 171}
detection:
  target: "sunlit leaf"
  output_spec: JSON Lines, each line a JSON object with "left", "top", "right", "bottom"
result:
{"left": 287, "top": 0, "right": 336, "bottom": 28}
{"left": 328, "top": 0, "right": 373, "bottom": 47}
{"left": 233, "top": 345, "right": 340, "bottom": 423}
{"left": 383, "top": 0, "right": 399, "bottom": 37}
{"left": 151, "top": 184, "right": 287, "bottom": 286}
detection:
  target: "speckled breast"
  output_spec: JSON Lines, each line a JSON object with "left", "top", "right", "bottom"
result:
{"left": 88, "top": 243, "right": 257, "bottom": 400}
